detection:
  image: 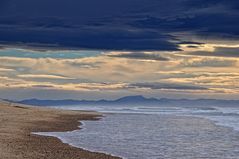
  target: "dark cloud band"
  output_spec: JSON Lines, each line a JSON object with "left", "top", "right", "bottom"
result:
{"left": 0, "top": 0, "right": 239, "bottom": 51}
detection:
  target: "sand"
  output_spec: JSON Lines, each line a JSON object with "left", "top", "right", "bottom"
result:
{"left": 0, "top": 101, "right": 121, "bottom": 159}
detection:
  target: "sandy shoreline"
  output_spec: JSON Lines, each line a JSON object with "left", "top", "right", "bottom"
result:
{"left": 0, "top": 101, "right": 121, "bottom": 159}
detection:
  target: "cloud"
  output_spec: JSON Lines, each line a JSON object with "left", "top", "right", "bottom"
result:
{"left": 178, "top": 41, "right": 205, "bottom": 45}
{"left": 17, "top": 74, "right": 75, "bottom": 80}
{"left": 75, "top": 83, "right": 128, "bottom": 91}
{"left": 188, "top": 47, "right": 239, "bottom": 58}
{"left": 158, "top": 71, "right": 239, "bottom": 93}
{"left": 107, "top": 52, "right": 169, "bottom": 61}
{"left": 180, "top": 57, "right": 237, "bottom": 67}
{"left": 31, "top": 85, "right": 55, "bottom": 89}
{"left": 0, "top": 67, "right": 15, "bottom": 72}
{"left": 0, "top": 77, "right": 129, "bottom": 91}
{"left": 0, "top": 28, "right": 179, "bottom": 51}
{"left": 0, "top": 49, "right": 239, "bottom": 99}
{"left": 0, "top": 0, "right": 239, "bottom": 51}
{"left": 130, "top": 82, "right": 208, "bottom": 91}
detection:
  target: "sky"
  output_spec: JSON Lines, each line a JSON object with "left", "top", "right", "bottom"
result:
{"left": 0, "top": 0, "right": 239, "bottom": 100}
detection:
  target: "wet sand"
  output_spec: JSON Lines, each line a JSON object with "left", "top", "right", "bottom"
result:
{"left": 0, "top": 101, "right": 121, "bottom": 159}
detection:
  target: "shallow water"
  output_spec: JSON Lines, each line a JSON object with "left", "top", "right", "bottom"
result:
{"left": 51, "top": 104, "right": 239, "bottom": 131}
{"left": 36, "top": 105, "right": 239, "bottom": 159}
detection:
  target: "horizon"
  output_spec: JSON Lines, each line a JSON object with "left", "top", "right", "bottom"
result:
{"left": 5, "top": 95, "right": 239, "bottom": 102}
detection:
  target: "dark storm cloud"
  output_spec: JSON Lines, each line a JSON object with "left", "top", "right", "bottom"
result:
{"left": 108, "top": 53, "right": 169, "bottom": 61}
{"left": 177, "top": 41, "right": 205, "bottom": 45}
{"left": 0, "top": 0, "right": 238, "bottom": 51}
{"left": 130, "top": 82, "right": 208, "bottom": 90}
{"left": 0, "top": 24, "right": 178, "bottom": 51}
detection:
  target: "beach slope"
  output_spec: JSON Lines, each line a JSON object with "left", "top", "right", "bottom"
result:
{"left": 0, "top": 101, "right": 120, "bottom": 159}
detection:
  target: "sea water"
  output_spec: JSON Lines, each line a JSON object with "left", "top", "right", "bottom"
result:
{"left": 35, "top": 105, "right": 239, "bottom": 159}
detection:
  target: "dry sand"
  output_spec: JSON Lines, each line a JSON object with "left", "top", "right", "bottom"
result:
{"left": 0, "top": 101, "right": 121, "bottom": 159}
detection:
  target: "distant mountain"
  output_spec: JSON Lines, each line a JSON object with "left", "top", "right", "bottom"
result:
{"left": 12, "top": 95, "right": 239, "bottom": 107}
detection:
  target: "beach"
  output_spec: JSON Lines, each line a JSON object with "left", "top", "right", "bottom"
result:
{"left": 0, "top": 101, "right": 121, "bottom": 159}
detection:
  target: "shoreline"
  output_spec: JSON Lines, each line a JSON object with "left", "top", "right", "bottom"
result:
{"left": 0, "top": 101, "right": 121, "bottom": 159}
{"left": 43, "top": 112, "right": 239, "bottom": 159}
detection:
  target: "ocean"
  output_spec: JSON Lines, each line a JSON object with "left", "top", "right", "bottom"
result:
{"left": 35, "top": 105, "right": 239, "bottom": 159}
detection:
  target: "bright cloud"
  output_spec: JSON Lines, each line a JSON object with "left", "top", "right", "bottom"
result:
{"left": 0, "top": 47, "right": 238, "bottom": 100}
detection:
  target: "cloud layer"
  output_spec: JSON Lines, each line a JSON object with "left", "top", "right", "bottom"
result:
{"left": 0, "top": 0, "right": 239, "bottom": 50}
{"left": 0, "top": 48, "right": 239, "bottom": 100}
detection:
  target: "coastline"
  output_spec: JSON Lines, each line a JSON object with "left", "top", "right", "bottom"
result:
{"left": 0, "top": 101, "right": 121, "bottom": 159}
{"left": 39, "top": 113, "right": 239, "bottom": 159}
